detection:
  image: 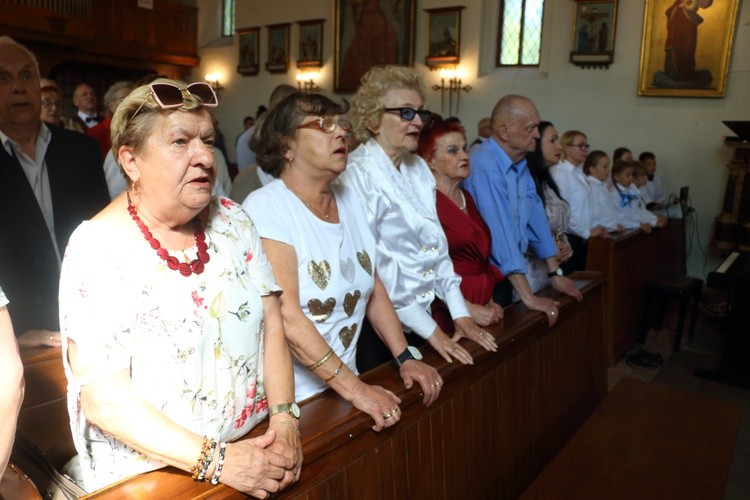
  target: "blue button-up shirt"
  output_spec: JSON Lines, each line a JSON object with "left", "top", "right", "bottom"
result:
{"left": 464, "top": 137, "right": 557, "bottom": 276}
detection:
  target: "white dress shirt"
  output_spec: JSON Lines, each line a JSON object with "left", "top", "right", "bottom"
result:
{"left": 235, "top": 125, "right": 256, "bottom": 172}
{"left": 640, "top": 174, "right": 665, "bottom": 205}
{"left": 587, "top": 175, "right": 620, "bottom": 231}
{"left": 611, "top": 183, "right": 657, "bottom": 228}
{"left": 550, "top": 159, "right": 594, "bottom": 239}
{"left": 340, "top": 139, "right": 470, "bottom": 338}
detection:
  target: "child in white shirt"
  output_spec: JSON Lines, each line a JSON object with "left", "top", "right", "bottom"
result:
{"left": 584, "top": 151, "right": 623, "bottom": 233}
{"left": 638, "top": 151, "right": 665, "bottom": 206}
{"left": 610, "top": 160, "right": 666, "bottom": 233}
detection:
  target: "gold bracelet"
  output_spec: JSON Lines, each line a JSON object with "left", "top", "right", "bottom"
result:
{"left": 323, "top": 360, "right": 344, "bottom": 382}
{"left": 306, "top": 348, "right": 334, "bottom": 371}
{"left": 191, "top": 436, "right": 215, "bottom": 480}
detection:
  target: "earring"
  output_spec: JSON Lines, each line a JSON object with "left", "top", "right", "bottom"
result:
{"left": 131, "top": 180, "right": 140, "bottom": 195}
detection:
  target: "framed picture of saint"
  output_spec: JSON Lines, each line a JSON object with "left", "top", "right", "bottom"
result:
{"left": 569, "top": 0, "right": 618, "bottom": 69}
{"left": 237, "top": 27, "right": 260, "bottom": 76}
{"left": 425, "top": 7, "right": 464, "bottom": 69}
{"left": 297, "top": 19, "right": 324, "bottom": 68}
{"left": 334, "top": 0, "right": 416, "bottom": 93}
{"left": 638, "top": 0, "right": 740, "bottom": 97}
{"left": 266, "top": 23, "right": 291, "bottom": 74}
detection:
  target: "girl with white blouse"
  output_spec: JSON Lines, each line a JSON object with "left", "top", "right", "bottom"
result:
{"left": 583, "top": 151, "right": 624, "bottom": 233}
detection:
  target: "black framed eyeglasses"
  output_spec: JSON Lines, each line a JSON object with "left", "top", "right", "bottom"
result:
{"left": 128, "top": 82, "right": 218, "bottom": 125}
{"left": 297, "top": 116, "right": 352, "bottom": 135}
{"left": 384, "top": 107, "right": 432, "bottom": 123}
{"left": 570, "top": 142, "right": 590, "bottom": 150}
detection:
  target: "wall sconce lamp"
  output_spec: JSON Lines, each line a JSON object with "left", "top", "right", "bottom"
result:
{"left": 296, "top": 70, "right": 321, "bottom": 92}
{"left": 205, "top": 73, "right": 224, "bottom": 92}
{"left": 431, "top": 67, "right": 471, "bottom": 117}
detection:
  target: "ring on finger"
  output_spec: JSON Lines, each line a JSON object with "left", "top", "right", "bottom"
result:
{"left": 391, "top": 407, "right": 399, "bottom": 413}
{"left": 383, "top": 413, "right": 392, "bottom": 419}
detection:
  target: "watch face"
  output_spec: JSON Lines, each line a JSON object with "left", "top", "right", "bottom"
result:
{"left": 290, "top": 403, "right": 301, "bottom": 419}
{"left": 408, "top": 346, "right": 423, "bottom": 361}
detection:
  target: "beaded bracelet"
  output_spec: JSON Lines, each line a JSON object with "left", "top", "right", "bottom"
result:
{"left": 306, "top": 348, "right": 334, "bottom": 371}
{"left": 191, "top": 436, "right": 215, "bottom": 480}
{"left": 196, "top": 439, "right": 217, "bottom": 481}
{"left": 323, "top": 360, "right": 344, "bottom": 382}
{"left": 210, "top": 442, "right": 227, "bottom": 485}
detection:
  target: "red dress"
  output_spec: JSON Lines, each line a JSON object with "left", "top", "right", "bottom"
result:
{"left": 431, "top": 189, "right": 504, "bottom": 332}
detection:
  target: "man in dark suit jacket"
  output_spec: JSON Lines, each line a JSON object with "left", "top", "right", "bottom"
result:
{"left": 0, "top": 36, "right": 109, "bottom": 347}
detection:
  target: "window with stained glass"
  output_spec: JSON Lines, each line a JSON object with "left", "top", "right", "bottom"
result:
{"left": 497, "top": 0, "right": 545, "bottom": 66}
{"left": 222, "top": 0, "right": 235, "bottom": 38}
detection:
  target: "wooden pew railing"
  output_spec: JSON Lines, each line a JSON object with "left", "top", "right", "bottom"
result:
{"left": 585, "top": 219, "right": 685, "bottom": 363}
{"left": 18, "top": 276, "right": 607, "bottom": 499}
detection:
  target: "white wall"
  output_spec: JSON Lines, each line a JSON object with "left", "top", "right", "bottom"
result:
{"left": 194, "top": 0, "right": 750, "bottom": 277}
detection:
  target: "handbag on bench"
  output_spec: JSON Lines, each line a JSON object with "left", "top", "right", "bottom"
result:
{"left": 10, "top": 435, "right": 86, "bottom": 500}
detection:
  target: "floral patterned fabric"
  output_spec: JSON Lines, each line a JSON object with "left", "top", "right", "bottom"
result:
{"left": 59, "top": 197, "right": 280, "bottom": 492}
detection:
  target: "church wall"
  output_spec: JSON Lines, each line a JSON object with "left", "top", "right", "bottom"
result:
{"left": 194, "top": 0, "right": 750, "bottom": 276}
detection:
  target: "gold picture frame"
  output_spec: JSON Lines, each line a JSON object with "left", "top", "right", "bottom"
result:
{"left": 637, "top": 0, "right": 740, "bottom": 98}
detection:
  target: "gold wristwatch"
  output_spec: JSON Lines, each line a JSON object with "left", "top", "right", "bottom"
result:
{"left": 269, "top": 402, "right": 301, "bottom": 419}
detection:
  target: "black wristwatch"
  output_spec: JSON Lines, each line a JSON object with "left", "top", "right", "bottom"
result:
{"left": 395, "top": 346, "right": 423, "bottom": 367}
{"left": 548, "top": 268, "right": 564, "bottom": 278}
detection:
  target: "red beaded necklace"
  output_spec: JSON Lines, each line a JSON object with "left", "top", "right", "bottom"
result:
{"left": 127, "top": 199, "right": 210, "bottom": 277}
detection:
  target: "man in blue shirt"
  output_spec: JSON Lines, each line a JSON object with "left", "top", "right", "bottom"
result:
{"left": 464, "top": 95, "right": 581, "bottom": 324}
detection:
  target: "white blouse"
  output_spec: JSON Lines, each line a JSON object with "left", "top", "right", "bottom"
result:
{"left": 610, "top": 183, "right": 658, "bottom": 229}
{"left": 587, "top": 176, "right": 620, "bottom": 231}
{"left": 340, "top": 139, "right": 469, "bottom": 339}
{"left": 550, "top": 159, "right": 594, "bottom": 239}
{"left": 243, "top": 180, "right": 375, "bottom": 402}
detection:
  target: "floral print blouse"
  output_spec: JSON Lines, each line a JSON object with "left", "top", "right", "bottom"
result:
{"left": 59, "top": 197, "right": 280, "bottom": 492}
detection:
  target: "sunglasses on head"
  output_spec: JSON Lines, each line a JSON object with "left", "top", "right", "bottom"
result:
{"left": 384, "top": 107, "right": 432, "bottom": 123}
{"left": 128, "top": 82, "right": 218, "bottom": 124}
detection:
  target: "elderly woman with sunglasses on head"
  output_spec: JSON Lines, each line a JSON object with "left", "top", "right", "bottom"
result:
{"left": 243, "top": 92, "right": 441, "bottom": 432}
{"left": 339, "top": 66, "right": 498, "bottom": 372}
{"left": 58, "top": 79, "right": 301, "bottom": 497}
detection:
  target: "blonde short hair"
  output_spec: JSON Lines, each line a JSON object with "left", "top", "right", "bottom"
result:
{"left": 560, "top": 130, "right": 586, "bottom": 161}
{"left": 349, "top": 65, "right": 425, "bottom": 142}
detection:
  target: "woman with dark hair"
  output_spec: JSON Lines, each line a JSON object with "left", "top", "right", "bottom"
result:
{"left": 523, "top": 122, "right": 574, "bottom": 294}
{"left": 417, "top": 116, "right": 504, "bottom": 333}
{"left": 243, "top": 92, "right": 442, "bottom": 432}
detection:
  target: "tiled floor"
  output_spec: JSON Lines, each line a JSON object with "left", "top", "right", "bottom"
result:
{"left": 607, "top": 309, "right": 750, "bottom": 499}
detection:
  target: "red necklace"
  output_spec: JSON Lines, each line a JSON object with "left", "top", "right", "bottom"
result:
{"left": 127, "top": 200, "right": 210, "bottom": 277}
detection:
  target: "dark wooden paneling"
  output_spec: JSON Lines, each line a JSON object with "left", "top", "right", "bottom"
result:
{"left": 586, "top": 220, "right": 684, "bottom": 363}
{"left": 77, "top": 277, "right": 607, "bottom": 499}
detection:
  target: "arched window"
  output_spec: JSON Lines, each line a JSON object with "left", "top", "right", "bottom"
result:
{"left": 222, "top": 0, "right": 235, "bottom": 38}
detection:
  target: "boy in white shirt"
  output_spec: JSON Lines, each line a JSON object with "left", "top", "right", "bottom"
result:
{"left": 638, "top": 151, "right": 665, "bottom": 207}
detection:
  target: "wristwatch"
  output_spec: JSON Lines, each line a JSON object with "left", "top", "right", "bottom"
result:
{"left": 548, "top": 268, "right": 564, "bottom": 278}
{"left": 269, "top": 402, "right": 301, "bottom": 419}
{"left": 396, "top": 346, "right": 423, "bottom": 367}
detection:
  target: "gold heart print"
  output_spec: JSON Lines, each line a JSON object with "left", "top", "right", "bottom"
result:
{"left": 308, "top": 260, "right": 331, "bottom": 290}
{"left": 307, "top": 298, "right": 336, "bottom": 323}
{"left": 356, "top": 250, "right": 373, "bottom": 276}
{"left": 343, "top": 290, "right": 361, "bottom": 317}
{"left": 339, "top": 323, "right": 358, "bottom": 349}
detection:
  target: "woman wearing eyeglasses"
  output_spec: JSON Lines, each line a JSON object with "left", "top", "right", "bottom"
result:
{"left": 339, "top": 66, "right": 498, "bottom": 372}
{"left": 243, "top": 92, "right": 441, "bottom": 432}
{"left": 58, "top": 79, "right": 301, "bottom": 496}
{"left": 549, "top": 130, "right": 608, "bottom": 274}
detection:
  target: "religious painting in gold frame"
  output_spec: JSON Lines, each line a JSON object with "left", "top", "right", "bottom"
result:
{"left": 637, "top": 0, "right": 740, "bottom": 98}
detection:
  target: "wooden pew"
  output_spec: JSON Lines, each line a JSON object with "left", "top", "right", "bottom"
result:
{"left": 77, "top": 276, "right": 607, "bottom": 499}
{"left": 586, "top": 219, "right": 685, "bottom": 363}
